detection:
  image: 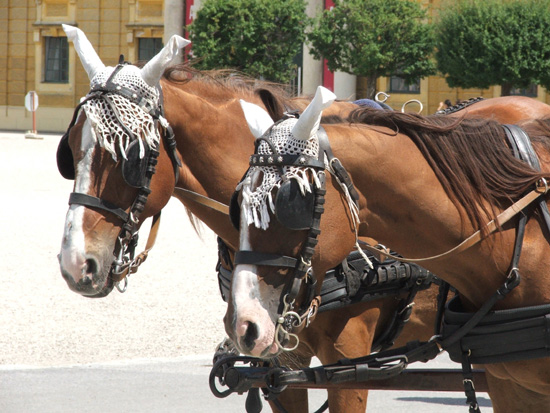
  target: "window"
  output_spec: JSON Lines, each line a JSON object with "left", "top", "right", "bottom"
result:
{"left": 138, "top": 38, "right": 163, "bottom": 61}
{"left": 510, "top": 84, "right": 538, "bottom": 98}
{"left": 389, "top": 75, "right": 420, "bottom": 94}
{"left": 289, "top": 45, "right": 303, "bottom": 96}
{"left": 44, "top": 36, "right": 68, "bottom": 83}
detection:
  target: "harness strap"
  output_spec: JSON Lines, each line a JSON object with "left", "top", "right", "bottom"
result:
{"left": 111, "top": 212, "right": 161, "bottom": 283}
{"left": 503, "top": 124, "right": 550, "bottom": 235}
{"left": 173, "top": 187, "right": 230, "bottom": 214}
{"left": 360, "top": 181, "right": 548, "bottom": 264}
{"left": 69, "top": 193, "right": 129, "bottom": 222}
{"left": 235, "top": 251, "right": 298, "bottom": 268}
{"left": 317, "top": 127, "right": 360, "bottom": 204}
{"left": 249, "top": 153, "right": 325, "bottom": 169}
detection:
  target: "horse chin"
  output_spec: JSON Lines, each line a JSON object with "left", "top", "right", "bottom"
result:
{"left": 259, "top": 342, "right": 282, "bottom": 359}
{"left": 60, "top": 262, "right": 115, "bottom": 298}
{"left": 80, "top": 278, "right": 115, "bottom": 298}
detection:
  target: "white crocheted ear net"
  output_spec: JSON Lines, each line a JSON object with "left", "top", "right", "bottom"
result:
{"left": 239, "top": 118, "right": 324, "bottom": 230}
{"left": 83, "top": 65, "right": 165, "bottom": 161}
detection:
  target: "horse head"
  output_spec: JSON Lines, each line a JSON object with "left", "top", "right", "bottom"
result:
{"left": 57, "top": 25, "right": 189, "bottom": 297}
{"left": 224, "top": 87, "right": 358, "bottom": 357}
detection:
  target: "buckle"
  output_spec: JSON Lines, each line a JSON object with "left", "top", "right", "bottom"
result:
{"left": 536, "top": 177, "right": 549, "bottom": 194}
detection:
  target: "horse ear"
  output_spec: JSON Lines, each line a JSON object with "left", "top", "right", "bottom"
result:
{"left": 62, "top": 24, "right": 105, "bottom": 81}
{"left": 257, "top": 89, "right": 285, "bottom": 122}
{"left": 140, "top": 35, "right": 191, "bottom": 86}
{"left": 291, "top": 86, "right": 336, "bottom": 141}
{"left": 239, "top": 99, "right": 275, "bottom": 139}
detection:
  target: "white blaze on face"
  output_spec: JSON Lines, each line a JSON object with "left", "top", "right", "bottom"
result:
{"left": 231, "top": 208, "right": 279, "bottom": 357}
{"left": 59, "top": 120, "right": 97, "bottom": 276}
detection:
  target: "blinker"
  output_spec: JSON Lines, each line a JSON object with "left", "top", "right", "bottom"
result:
{"left": 56, "top": 133, "right": 151, "bottom": 189}
{"left": 229, "top": 190, "right": 241, "bottom": 230}
{"left": 229, "top": 179, "right": 315, "bottom": 231}
{"left": 275, "top": 179, "right": 315, "bottom": 230}
{"left": 56, "top": 132, "right": 75, "bottom": 180}
{"left": 122, "top": 139, "right": 151, "bottom": 188}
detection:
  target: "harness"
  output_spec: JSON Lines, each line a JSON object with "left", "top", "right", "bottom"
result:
{"left": 435, "top": 97, "right": 485, "bottom": 115}
{"left": 218, "top": 238, "right": 434, "bottom": 352}
{"left": 215, "top": 120, "right": 550, "bottom": 413}
{"left": 57, "top": 57, "right": 181, "bottom": 291}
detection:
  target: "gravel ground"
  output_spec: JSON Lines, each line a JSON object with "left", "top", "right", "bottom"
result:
{"left": 0, "top": 131, "right": 228, "bottom": 367}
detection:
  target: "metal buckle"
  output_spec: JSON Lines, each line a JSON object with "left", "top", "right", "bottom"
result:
{"left": 536, "top": 177, "right": 549, "bottom": 194}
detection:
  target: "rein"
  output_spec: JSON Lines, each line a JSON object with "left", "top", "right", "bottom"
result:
{"left": 360, "top": 178, "right": 549, "bottom": 264}
{"left": 173, "top": 187, "right": 230, "bottom": 215}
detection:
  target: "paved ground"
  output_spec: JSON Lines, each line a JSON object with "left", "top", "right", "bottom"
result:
{"left": 0, "top": 131, "right": 491, "bottom": 412}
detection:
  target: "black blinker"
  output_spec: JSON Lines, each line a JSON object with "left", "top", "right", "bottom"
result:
{"left": 56, "top": 132, "right": 75, "bottom": 180}
{"left": 122, "top": 140, "right": 150, "bottom": 188}
{"left": 229, "top": 190, "right": 241, "bottom": 230}
{"left": 275, "top": 179, "right": 315, "bottom": 230}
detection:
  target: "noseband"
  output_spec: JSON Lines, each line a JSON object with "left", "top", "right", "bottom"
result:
{"left": 57, "top": 58, "right": 181, "bottom": 290}
{"left": 232, "top": 114, "right": 360, "bottom": 350}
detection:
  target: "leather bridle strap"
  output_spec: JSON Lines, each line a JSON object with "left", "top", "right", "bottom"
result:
{"left": 69, "top": 193, "right": 130, "bottom": 222}
{"left": 360, "top": 179, "right": 549, "bottom": 264}
{"left": 173, "top": 187, "right": 230, "bottom": 215}
{"left": 110, "top": 212, "right": 161, "bottom": 283}
{"left": 235, "top": 251, "right": 298, "bottom": 268}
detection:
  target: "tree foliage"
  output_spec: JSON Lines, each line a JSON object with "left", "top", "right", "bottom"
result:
{"left": 307, "top": 0, "right": 436, "bottom": 98}
{"left": 435, "top": 0, "right": 550, "bottom": 95}
{"left": 188, "top": 0, "right": 308, "bottom": 83}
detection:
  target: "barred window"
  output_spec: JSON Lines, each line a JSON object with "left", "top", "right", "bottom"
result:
{"left": 44, "top": 36, "right": 68, "bottom": 83}
{"left": 389, "top": 75, "right": 420, "bottom": 94}
{"left": 510, "top": 84, "right": 538, "bottom": 98}
{"left": 138, "top": 38, "right": 163, "bottom": 62}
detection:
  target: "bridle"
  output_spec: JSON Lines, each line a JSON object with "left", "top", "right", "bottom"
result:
{"left": 57, "top": 58, "right": 181, "bottom": 292}
{"left": 231, "top": 114, "right": 361, "bottom": 351}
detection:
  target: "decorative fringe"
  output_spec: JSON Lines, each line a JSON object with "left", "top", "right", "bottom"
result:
{"left": 82, "top": 97, "right": 160, "bottom": 162}
{"left": 239, "top": 166, "right": 323, "bottom": 231}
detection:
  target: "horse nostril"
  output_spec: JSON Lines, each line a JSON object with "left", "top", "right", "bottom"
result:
{"left": 82, "top": 258, "right": 98, "bottom": 284}
{"left": 241, "top": 321, "right": 259, "bottom": 351}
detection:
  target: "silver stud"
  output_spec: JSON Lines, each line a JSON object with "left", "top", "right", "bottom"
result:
{"left": 132, "top": 93, "right": 137, "bottom": 99}
{"left": 268, "top": 156, "right": 273, "bottom": 164}
{"left": 299, "top": 157, "right": 306, "bottom": 164}
{"left": 116, "top": 86, "right": 122, "bottom": 90}
{"left": 277, "top": 156, "right": 283, "bottom": 163}
{"left": 259, "top": 156, "right": 264, "bottom": 163}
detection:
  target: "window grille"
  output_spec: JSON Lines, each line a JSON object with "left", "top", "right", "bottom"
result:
{"left": 138, "top": 38, "right": 163, "bottom": 62}
{"left": 389, "top": 75, "right": 420, "bottom": 94}
{"left": 44, "top": 36, "right": 69, "bottom": 83}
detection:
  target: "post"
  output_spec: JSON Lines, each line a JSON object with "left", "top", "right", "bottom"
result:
{"left": 24, "top": 91, "right": 41, "bottom": 139}
{"left": 31, "top": 92, "right": 36, "bottom": 134}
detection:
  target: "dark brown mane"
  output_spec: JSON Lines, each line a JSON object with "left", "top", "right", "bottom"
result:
{"left": 348, "top": 108, "right": 550, "bottom": 233}
{"left": 163, "top": 63, "right": 294, "bottom": 107}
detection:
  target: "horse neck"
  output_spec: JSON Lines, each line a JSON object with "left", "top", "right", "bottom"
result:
{"left": 324, "top": 124, "right": 518, "bottom": 305}
{"left": 160, "top": 78, "right": 259, "bottom": 247}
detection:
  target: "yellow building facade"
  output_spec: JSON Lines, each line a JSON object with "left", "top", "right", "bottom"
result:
{"left": 1, "top": 0, "right": 167, "bottom": 132}
{"left": 1, "top": 0, "right": 549, "bottom": 133}
{"left": 379, "top": 0, "right": 550, "bottom": 114}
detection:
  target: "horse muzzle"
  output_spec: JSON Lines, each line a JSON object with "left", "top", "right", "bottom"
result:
{"left": 58, "top": 252, "right": 114, "bottom": 297}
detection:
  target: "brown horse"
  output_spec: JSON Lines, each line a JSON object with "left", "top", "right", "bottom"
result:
{"left": 229, "top": 85, "right": 550, "bottom": 412}
{"left": 57, "top": 25, "right": 367, "bottom": 413}
{"left": 58, "top": 24, "right": 550, "bottom": 413}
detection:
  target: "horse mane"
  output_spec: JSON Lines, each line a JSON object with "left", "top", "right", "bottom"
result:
{"left": 163, "top": 63, "right": 295, "bottom": 107}
{"left": 161, "top": 64, "right": 300, "bottom": 233}
{"left": 347, "top": 108, "right": 550, "bottom": 233}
